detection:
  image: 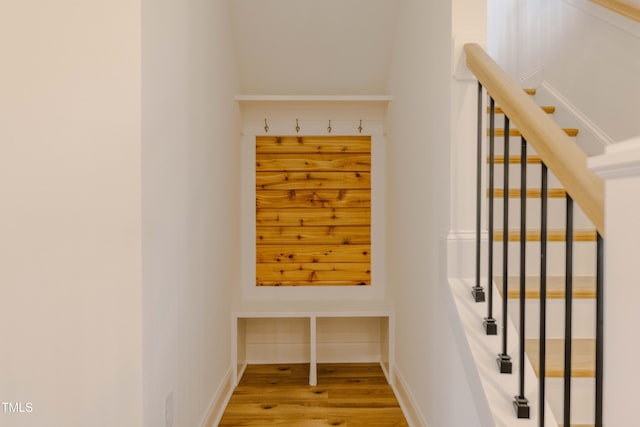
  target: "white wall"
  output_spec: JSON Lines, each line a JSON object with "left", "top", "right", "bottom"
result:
{"left": 142, "top": 0, "right": 240, "bottom": 426}
{"left": 488, "top": 0, "right": 640, "bottom": 143}
{"left": 229, "top": 0, "right": 398, "bottom": 96}
{"left": 386, "top": 1, "right": 483, "bottom": 425}
{"left": 0, "top": 2, "right": 142, "bottom": 426}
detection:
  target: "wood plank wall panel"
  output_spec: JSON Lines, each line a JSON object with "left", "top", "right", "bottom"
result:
{"left": 256, "top": 136, "right": 371, "bottom": 287}
{"left": 256, "top": 189, "right": 371, "bottom": 209}
{"left": 256, "top": 136, "right": 371, "bottom": 154}
{"left": 256, "top": 208, "right": 371, "bottom": 227}
{"left": 256, "top": 171, "right": 370, "bottom": 190}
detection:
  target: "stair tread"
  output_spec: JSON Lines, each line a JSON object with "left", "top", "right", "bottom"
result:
{"left": 488, "top": 188, "right": 567, "bottom": 198}
{"left": 495, "top": 275, "right": 596, "bottom": 299}
{"left": 525, "top": 338, "right": 596, "bottom": 378}
{"left": 489, "top": 105, "right": 555, "bottom": 114}
{"left": 524, "top": 88, "right": 536, "bottom": 95}
{"left": 488, "top": 155, "right": 542, "bottom": 164}
{"left": 493, "top": 229, "right": 597, "bottom": 242}
{"left": 488, "top": 128, "right": 579, "bottom": 137}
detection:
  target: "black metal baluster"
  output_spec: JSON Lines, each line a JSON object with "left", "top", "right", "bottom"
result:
{"left": 497, "top": 116, "right": 512, "bottom": 373}
{"left": 514, "top": 137, "right": 530, "bottom": 418}
{"left": 564, "top": 196, "right": 574, "bottom": 426}
{"left": 473, "top": 82, "right": 486, "bottom": 302}
{"left": 484, "top": 97, "right": 497, "bottom": 335}
{"left": 595, "top": 233, "right": 604, "bottom": 427}
{"left": 539, "top": 164, "right": 549, "bottom": 426}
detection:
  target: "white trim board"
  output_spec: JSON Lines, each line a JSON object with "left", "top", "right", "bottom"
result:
{"left": 447, "top": 277, "right": 560, "bottom": 427}
{"left": 235, "top": 95, "right": 392, "bottom": 102}
{"left": 199, "top": 367, "right": 234, "bottom": 427}
{"left": 242, "top": 119, "right": 385, "bottom": 138}
{"left": 231, "top": 308, "right": 395, "bottom": 387}
{"left": 589, "top": 135, "right": 640, "bottom": 178}
{"left": 537, "top": 82, "right": 613, "bottom": 155}
{"left": 516, "top": 68, "right": 613, "bottom": 155}
{"left": 563, "top": 0, "right": 640, "bottom": 39}
{"left": 391, "top": 366, "right": 430, "bottom": 427}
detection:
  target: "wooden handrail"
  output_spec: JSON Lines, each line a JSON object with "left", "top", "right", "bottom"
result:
{"left": 590, "top": 0, "right": 640, "bottom": 23}
{"left": 464, "top": 43, "right": 605, "bottom": 236}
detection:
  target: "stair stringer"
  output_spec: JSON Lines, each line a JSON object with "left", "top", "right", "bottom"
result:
{"left": 446, "top": 274, "right": 560, "bottom": 427}
{"left": 535, "top": 82, "right": 613, "bottom": 156}
{"left": 516, "top": 66, "right": 613, "bottom": 156}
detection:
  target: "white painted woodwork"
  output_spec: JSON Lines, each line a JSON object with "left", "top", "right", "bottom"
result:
{"left": 590, "top": 0, "right": 640, "bottom": 22}
{"left": 589, "top": 136, "right": 640, "bottom": 427}
{"left": 508, "top": 299, "right": 597, "bottom": 340}
{"left": 235, "top": 95, "right": 393, "bottom": 102}
{"left": 231, "top": 300, "right": 394, "bottom": 388}
{"left": 545, "top": 377, "right": 596, "bottom": 425}
{"left": 447, "top": 278, "right": 560, "bottom": 426}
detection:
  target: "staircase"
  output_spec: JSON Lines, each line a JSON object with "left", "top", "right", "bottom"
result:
{"left": 489, "top": 89, "right": 598, "bottom": 426}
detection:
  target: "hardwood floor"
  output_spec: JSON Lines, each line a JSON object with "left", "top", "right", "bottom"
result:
{"left": 219, "top": 363, "right": 408, "bottom": 426}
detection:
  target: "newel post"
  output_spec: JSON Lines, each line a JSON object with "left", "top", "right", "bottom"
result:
{"left": 589, "top": 136, "right": 640, "bottom": 427}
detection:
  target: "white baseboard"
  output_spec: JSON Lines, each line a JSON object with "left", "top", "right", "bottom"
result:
{"left": 562, "top": 0, "right": 640, "bottom": 38}
{"left": 199, "top": 367, "right": 234, "bottom": 427}
{"left": 391, "top": 366, "right": 429, "bottom": 427}
{"left": 447, "top": 277, "right": 560, "bottom": 427}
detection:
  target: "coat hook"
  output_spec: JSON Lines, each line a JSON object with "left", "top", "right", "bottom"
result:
{"left": 264, "top": 118, "right": 269, "bottom": 133}
{"left": 327, "top": 120, "right": 332, "bottom": 133}
{"left": 295, "top": 119, "right": 300, "bottom": 133}
{"left": 358, "top": 119, "right": 363, "bottom": 134}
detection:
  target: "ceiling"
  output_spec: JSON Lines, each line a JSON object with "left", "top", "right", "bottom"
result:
{"left": 230, "top": 0, "right": 399, "bottom": 95}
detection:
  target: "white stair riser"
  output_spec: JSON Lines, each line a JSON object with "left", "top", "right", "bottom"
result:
{"left": 487, "top": 134, "right": 576, "bottom": 155}
{"left": 492, "top": 241, "right": 597, "bottom": 276}
{"left": 545, "top": 377, "right": 595, "bottom": 425}
{"left": 490, "top": 197, "right": 594, "bottom": 230}
{"left": 506, "top": 299, "right": 596, "bottom": 339}
{"left": 489, "top": 165, "right": 563, "bottom": 190}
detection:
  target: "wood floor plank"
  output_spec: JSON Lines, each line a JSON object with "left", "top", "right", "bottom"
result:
{"left": 219, "top": 363, "right": 408, "bottom": 427}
